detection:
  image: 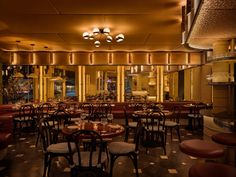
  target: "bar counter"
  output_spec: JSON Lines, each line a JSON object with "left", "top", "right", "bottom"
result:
{"left": 201, "top": 109, "right": 236, "bottom": 135}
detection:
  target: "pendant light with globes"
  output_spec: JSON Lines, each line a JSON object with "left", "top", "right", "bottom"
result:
{"left": 82, "top": 27, "right": 124, "bottom": 47}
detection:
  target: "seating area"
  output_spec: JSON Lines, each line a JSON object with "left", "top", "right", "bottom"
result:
{"left": 0, "top": 101, "right": 235, "bottom": 177}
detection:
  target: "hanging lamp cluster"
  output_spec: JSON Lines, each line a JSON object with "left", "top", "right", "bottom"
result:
{"left": 82, "top": 27, "right": 124, "bottom": 47}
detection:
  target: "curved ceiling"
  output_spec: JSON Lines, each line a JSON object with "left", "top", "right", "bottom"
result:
{"left": 188, "top": 0, "right": 236, "bottom": 49}
{"left": 0, "top": 0, "right": 188, "bottom": 52}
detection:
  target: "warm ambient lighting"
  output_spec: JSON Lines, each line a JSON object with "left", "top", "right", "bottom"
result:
{"left": 82, "top": 27, "right": 124, "bottom": 47}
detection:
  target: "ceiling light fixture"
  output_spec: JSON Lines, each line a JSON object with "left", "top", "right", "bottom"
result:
{"left": 82, "top": 27, "right": 124, "bottom": 47}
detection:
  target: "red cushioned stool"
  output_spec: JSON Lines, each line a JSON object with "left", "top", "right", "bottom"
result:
{"left": 189, "top": 162, "right": 236, "bottom": 177}
{"left": 179, "top": 139, "right": 224, "bottom": 159}
{"left": 212, "top": 133, "right": 236, "bottom": 166}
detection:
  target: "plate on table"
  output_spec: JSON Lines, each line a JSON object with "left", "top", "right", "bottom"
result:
{"left": 67, "top": 125, "right": 78, "bottom": 130}
{"left": 108, "top": 124, "right": 120, "bottom": 129}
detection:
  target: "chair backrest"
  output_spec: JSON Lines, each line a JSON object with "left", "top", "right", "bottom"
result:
{"left": 37, "top": 103, "right": 52, "bottom": 119}
{"left": 57, "top": 101, "right": 68, "bottom": 111}
{"left": 19, "top": 104, "right": 35, "bottom": 120}
{"left": 67, "top": 130, "right": 104, "bottom": 169}
{"left": 39, "top": 118, "right": 58, "bottom": 151}
{"left": 50, "top": 109, "right": 71, "bottom": 129}
{"left": 81, "top": 103, "right": 94, "bottom": 115}
{"left": 171, "top": 105, "right": 181, "bottom": 123}
{"left": 145, "top": 111, "right": 165, "bottom": 132}
{"left": 69, "top": 102, "right": 80, "bottom": 111}
{"left": 123, "top": 106, "right": 129, "bottom": 127}
{"left": 97, "top": 103, "right": 112, "bottom": 115}
{"left": 39, "top": 103, "right": 52, "bottom": 113}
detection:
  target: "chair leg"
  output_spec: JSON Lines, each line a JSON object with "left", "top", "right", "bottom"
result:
{"left": 47, "top": 156, "right": 52, "bottom": 177}
{"left": 109, "top": 153, "right": 116, "bottom": 177}
{"left": 43, "top": 154, "right": 49, "bottom": 177}
{"left": 131, "top": 154, "right": 139, "bottom": 177}
{"left": 35, "top": 131, "right": 40, "bottom": 147}
{"left": 176, "top": 126, "right": 181, "bottom": 142}
{"left": 170, "top": 127, "right": 173, "bottom": 141}
{"left": 164, "top": 128, "right": 168, "bottom": 145}
{"left": 161, "top": 134, "right": 166, "bottom": 155}
{"left": 125, "top": 128, "right": 129, "bottom": 142}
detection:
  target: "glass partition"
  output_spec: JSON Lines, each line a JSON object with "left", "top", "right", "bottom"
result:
{"left": 124, "top": 65, "right": 157, "bottom": 102}
{"left": 85, "top": 66, "right": 117, "bottom": 102}
{"left": 1, "top": 65, "right": 162, "bottom": 103}
{"left": 1, "top": 65, "right": 34, "bottom": 103}
{"left": 65, "top": 70, "right": 76, "bottom": 97}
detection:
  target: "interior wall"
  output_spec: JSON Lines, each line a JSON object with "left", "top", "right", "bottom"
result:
{"left": 184, "top": 69, "right": 191, "bottom": 100}
{"left": 211, "top": 62, "right": 233, "bottom": 113}
{"left": 0, "top": 64, "right": 2, "bottom": 104}
{"left": 169, "top": 72, "right": 178, "bottom": 100}
{"left": 192, "top": 67, "right": 201, "bottom": 101}
{"left": 85, "top": 67, "right": 97, "bottom": 95}
{"left": 178, "top": 70, "right": 184, "bottom": 100}
{"left": 200, "top": 64, "right": 212, "bottom": 103}
{"left": 184, "top": 64, "right": 212, "bottom": 103}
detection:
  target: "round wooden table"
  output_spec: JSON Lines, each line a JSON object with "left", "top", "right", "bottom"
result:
{"left": 62, "top": 121, "right": 125, "bottom": 138}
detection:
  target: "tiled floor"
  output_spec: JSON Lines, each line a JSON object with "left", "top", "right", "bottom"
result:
{"left": 0, "top": 121, "right": 211, "bottom": 177}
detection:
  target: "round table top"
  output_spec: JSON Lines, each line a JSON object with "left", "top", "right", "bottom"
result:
{"left": 179, "top": 139, "right": 224, "bottom": 158}
{"left": 62, "top": 121, "right": 125, "bottom": 138}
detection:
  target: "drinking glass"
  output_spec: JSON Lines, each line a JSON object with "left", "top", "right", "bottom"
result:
{"left": 107, "top": 114, "right": 113, "bottom": 123}
{"left": 80, "top": 113, "right": 87, "bottom": 122}
{"left": 101, "top": 117, "right": 108, "bottom": 125}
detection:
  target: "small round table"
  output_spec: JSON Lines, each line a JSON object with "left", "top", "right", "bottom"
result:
{"left": 62, "top": 121, "right": 125, "bottom": 138}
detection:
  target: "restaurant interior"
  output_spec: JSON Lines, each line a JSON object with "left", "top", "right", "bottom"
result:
{"left": 0, "top": 0, "right": 236, "bottom": 177}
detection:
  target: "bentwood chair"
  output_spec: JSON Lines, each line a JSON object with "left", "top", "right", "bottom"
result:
{"left": 57, "top": 101, "right": 68, "bottom": 111}
{"left": 124, "top": 106, "right": 138, "bottom": 142}
{"left": 142, "top": 111, "right": 166, "bottom": 155}
{"left": 50, "top": 109, "right": 72, "bottom": 130}
{"left": 35, "top": 103, "right": 53, "bottom": 146}
{"left": 187, "top": 103, "right": 205, "bottom": 130}
{"left": 81, "top": 103, "right": 95, "bottom": 121}
{"left": 39, "top": 118, "right": 76, "bottom": 177}
{"left": 163, "top": 106, "right": 181, "bottom": 143}
{"left": 13, "top": 104, "right": 36, "bottom": 135}
{"left": 94, "top": 103, "right": 112, "bottom": 121}
{"left": 108, "top": 124, "right": 144, "bottom": 177}
{"left": 67, "top": 130, "right": 109, "bottom": 177}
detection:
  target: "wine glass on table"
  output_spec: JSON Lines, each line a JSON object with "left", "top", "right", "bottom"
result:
{"left": 107, "top": 114, "right": 113, "bottom": 123}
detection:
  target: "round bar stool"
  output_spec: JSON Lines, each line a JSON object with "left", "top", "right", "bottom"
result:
{"left": 212, "top": 133, "right": 236, "bottom": 166}
{"left": 189, "top": 162, "right": 236, "bottom": 177}
{"left": 179, "top": 139, "right": 224, "bottom": 159}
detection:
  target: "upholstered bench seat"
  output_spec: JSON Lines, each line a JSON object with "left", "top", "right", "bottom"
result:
{"left": 189, "top": 162, "right": 236, "bottom": 177}
{"left": 212, "top": 133, "right": 236, "bottom": 146}
{"left": 179, "top": 139, "right": 224, "bottom": 158}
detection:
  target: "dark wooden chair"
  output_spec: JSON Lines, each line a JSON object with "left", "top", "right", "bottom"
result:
{"left": 67, "top": 130, "right": 109, "bottom": 177}
{"left": 142, "top": 111, "right": 166, "bottom": 154}
{"left": 39, "top": 118, "right": 76, "bottom": 177}
{"left": 13, "top": 104, "right": 36, "bottom": 135}
{"left": 108, "top": 124, "right": 144, "bottom": 177}
{"left": 124, "top": 106, "right": 138, "bottom": 142}
{"left": 163, "top": 106, "right": 181, "bottom": 143}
